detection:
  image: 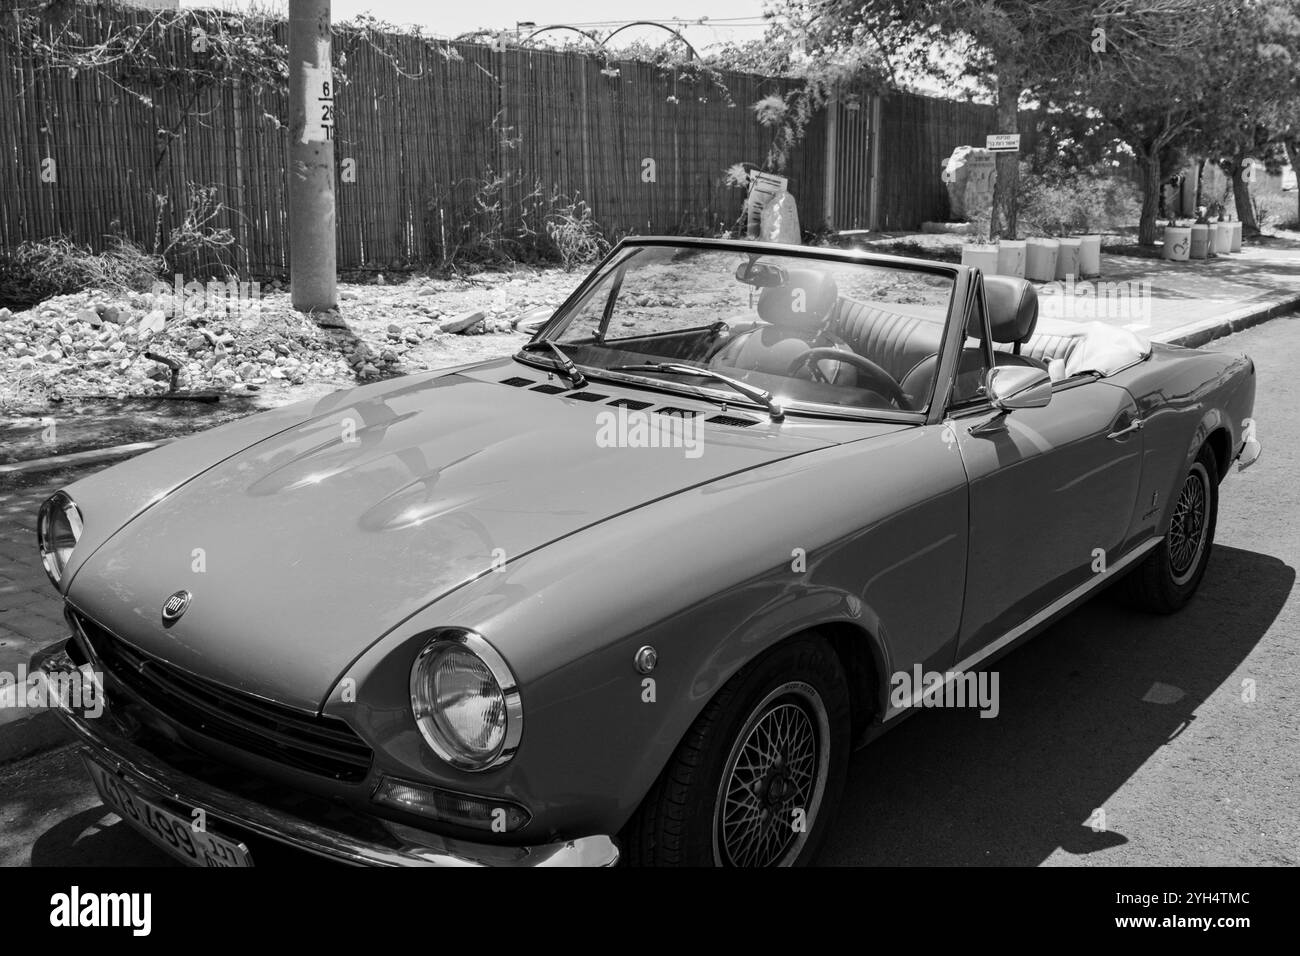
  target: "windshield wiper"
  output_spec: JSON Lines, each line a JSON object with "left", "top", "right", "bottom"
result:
{"left": 521, "top": 340, "right": 587, "bottom": 388}
{"left": 609, "top": 363, "right": 785, "bottom": 422}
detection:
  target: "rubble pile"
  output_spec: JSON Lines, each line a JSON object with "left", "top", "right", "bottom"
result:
{"left": 0, "top": 269, "right": 577, "bottom": 410}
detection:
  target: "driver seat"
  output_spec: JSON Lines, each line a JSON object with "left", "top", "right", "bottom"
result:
{"left": 708, "top": 269, "right": 855, "bottom": 385}
{"left": 899, "top": 275, "right": 1041, "bottom": 408}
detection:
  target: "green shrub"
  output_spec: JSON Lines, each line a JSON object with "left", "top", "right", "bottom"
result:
{"left": 545, "top": 197, "right": 611, "bottom": 271}
{"left": 158, "top": 184, "right": 237, "bottom": 275}
{"left": 429, "top": 172, "right": 612, "bottom": 270}
{"left": 1017, "top": 161, "right": 1141, "bottom": 237}
{"left": 0, "top": 236, "right": 162, "bottom": 305}
{"left": 1253, "top": 192, "right": 1297, "bottom": 230}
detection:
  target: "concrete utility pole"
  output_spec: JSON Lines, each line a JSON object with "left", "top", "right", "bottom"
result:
{"left": 288, "top": 0, "right": 337, "bottom": 314}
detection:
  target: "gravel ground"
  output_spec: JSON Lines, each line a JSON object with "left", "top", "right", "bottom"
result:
{"left": 0, "top": 266, "right": 586, "bottom": 413}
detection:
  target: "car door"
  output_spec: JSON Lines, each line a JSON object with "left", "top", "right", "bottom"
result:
{"left": 948, "top": 302, "right": 1144, "bottom": 664}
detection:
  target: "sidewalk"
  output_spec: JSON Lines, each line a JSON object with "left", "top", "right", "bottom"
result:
{"left": 1101, "top": 240, "right": 1300, "bottom": 344}
{"left": 856, "top": 230, "right": 1300, "bottom": 345}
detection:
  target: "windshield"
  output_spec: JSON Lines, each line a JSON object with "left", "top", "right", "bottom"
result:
{"left": 530, "top": 243, "right": 955, "bottom": 415}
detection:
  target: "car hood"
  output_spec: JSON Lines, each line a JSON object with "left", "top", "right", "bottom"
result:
{"left": 68, "top": 369, "right": 849, "bottom": 711}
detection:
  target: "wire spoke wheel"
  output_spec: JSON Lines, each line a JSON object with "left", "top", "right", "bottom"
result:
{"left": 712, "top": 681, "right": 830, "bottom": 867}
{"left": 1168, "top": 463, "right": 1210, "bottom": 585}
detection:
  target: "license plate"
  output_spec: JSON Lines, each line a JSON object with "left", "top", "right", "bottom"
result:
{"left": 81, "top": 754, "right": 253, "bottom": 867}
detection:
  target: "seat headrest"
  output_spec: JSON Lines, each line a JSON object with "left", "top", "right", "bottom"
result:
{"left": 982, "top": 275, "right": 1038, "bottom": 344}
{"left": 758, "top": 268, "right": 838, "bottom": 329}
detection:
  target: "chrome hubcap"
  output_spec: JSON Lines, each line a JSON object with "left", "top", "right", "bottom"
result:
{"left": 1169, "top": 464, "right": 1209, "bottom": 585}
{"left": 713, "top": 681, "right": 830, "bottom": 867}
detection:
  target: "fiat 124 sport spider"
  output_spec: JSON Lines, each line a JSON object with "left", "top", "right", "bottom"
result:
{"left": 36, "top": 237, "right": 1260, "bottom": 866}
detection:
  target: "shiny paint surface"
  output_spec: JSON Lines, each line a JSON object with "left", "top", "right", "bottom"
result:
{"left": 66, "top": 363, "right": 838, "bottom": 711}
{"left": 1103, "top": 343, "right": 1255, "bottom": 542}
{"left": 52, "top": 241, "right": 1258, "bottom": 850}
{"left": 952, "top": 379, "right": 1144, "bottom": 656}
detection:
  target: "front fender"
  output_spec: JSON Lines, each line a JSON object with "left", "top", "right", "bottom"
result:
{"left": 1108, "top": 345, "right": 1254, "bottom": 543}
{"left": 1155, "top": 352, "right": 1253, "bottom": 538}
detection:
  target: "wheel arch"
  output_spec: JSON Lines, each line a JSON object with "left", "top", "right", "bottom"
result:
{"left": 1156, "top": 410, "right": 1235, "bottom": 539}
{"left": 1204, "top": 426, "right": 1232, "bottom": 483}
{"left": 662, "top": 615, "right": 889, "bottom": 774}
{"left": 814, "top": 620, "right": 887, "bottom": 741}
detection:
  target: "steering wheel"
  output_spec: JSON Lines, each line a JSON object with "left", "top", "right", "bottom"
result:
{"left": 787, "top": 348, "right": 907, "bottom": 407}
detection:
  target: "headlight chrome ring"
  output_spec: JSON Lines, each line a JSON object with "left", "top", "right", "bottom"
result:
{"left": 410, "top": 628, "right": 523, "bottom": 772}
{"left": 37, "top": 491, "right": 83, "bottom": 588}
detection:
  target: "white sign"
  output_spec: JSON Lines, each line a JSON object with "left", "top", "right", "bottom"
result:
{"left": 301, "top": 39, "right": 334, "bottom": 145}
{"left": 302, "top": 68, "right": 334, "bottom": 143}
{"left": 986, "top": 134, "right": 1021, "bottom": 153}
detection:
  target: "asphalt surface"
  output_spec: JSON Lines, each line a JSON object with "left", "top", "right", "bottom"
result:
{"left": 1, "top": 315, "right": 1297, "bottom": 867}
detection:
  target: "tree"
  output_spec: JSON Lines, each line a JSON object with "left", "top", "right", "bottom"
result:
{"left": 1193, "top": 0, "right": 1300, "bottom": 232}
{"left": 1043, "top": 1, "right": 1249, "bottom": 244}
{"left": 1287, "top": 135, "right": 1300, "bottom": 226}
{"left": 779, "top": 1, "right": 1210, "bottom": 238}
{"left": 776, "top": 1, "right": 1237, "bottom": 240}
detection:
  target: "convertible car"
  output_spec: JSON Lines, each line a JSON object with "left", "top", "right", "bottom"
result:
{"left": 36, "top": 237, "right": 1260, "bottom": 867}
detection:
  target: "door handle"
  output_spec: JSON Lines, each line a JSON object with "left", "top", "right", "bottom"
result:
{"left": 1106, "top": 418, "right": 1144, "bottom": 440}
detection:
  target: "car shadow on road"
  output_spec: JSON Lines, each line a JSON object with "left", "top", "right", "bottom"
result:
{"left": 822, "top": 544, "right": 1294, "bottom": 865}
{"left": 30, "top": 805, "right": 178, "bottom": 867}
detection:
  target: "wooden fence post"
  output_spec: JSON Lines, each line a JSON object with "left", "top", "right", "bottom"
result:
{"left": 823, "top": 94, "right": 837, "bottom": 231}
{"left": 869, "top": 95, "right": 883, "bottom": 231}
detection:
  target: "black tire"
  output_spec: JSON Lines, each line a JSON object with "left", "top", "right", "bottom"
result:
{"left": 622, "top": 633, "right": 851, "bottom": 867}
{"left": 1122, "top": 444, "right": 1219, "bottom": 614}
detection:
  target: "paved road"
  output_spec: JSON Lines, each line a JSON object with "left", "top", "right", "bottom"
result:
{"left": 1, "top": 316, "right": 1297, "bottom": 866}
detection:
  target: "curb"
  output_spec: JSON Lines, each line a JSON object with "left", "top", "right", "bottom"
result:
{"left": 1154, "top": 293, "right": 1300, "bottom": 348}
{"left": 0, "top": 645, "right": 74, "bottom": 765}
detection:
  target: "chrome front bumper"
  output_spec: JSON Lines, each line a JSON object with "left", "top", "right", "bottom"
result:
{"left": 37, "top": 645, "right": 619, "bottom": 867}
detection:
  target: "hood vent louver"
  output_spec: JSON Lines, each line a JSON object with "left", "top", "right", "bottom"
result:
{"left": 707, "top": 414, "right": 760, "bottom": 428}
{"left": 503, "top": 381, "right": 745, "bottom": 422}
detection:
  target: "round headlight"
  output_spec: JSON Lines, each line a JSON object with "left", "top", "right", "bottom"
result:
{"left": 37, "top": 491, "right": 83, "bottom": 587}
{"left": 410, "top": 630, "right": 522, "bottom": 772}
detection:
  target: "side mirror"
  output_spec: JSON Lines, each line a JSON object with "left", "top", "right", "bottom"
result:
{"left": 987, "top": 364, "right": 1052, "bottom": 410}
